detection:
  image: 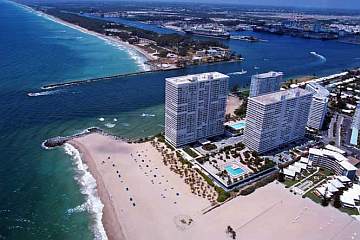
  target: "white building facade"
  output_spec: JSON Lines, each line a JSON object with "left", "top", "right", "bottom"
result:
{"left": 165, "top": 72, "right": 229, "bottom": 147}
{"left": 244, "top": 88, "right": 313, "bottom": 153}
{"left": 306, "top": 83, "right": 330, "bottom": 130}
{"left": 352, "top": 103, "right": 360, "bottom": 129}
{"left": 249, "top": 71, "right": 284, "bottom": 97}
{"left": 308, "top": 148, "right": 357, "bottom": 180}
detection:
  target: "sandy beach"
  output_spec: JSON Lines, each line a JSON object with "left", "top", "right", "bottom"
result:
{"left": 68, "top": 133, "right": 360, "bottom": 240}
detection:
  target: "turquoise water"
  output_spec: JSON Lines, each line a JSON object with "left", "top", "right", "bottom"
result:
{"left": 1, "top": 1, "right": 360, "bottom": 239}
{"left": 225, "top": 165, "right": 246, "bottom": 177}
{"left": 230, "top": 121, "right": 246, "bottom": 130}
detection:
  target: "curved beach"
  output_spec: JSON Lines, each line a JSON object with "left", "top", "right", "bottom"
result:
{"left": 12, "top": 1, "right": 155, "bottom": 71}
{"left": 67, "top": 133, "right": 360, "bottom": 240}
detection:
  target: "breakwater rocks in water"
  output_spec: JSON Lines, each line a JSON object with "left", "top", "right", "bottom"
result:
{"left": 42, "top": 127, "right": 103, "bottom": 148}
{"left": 40, "top": 68, "right": 176, "bottom": 90}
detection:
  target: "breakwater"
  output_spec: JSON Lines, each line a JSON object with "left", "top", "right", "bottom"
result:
{"left": 41, "top": 68, "right": 176, "bottom": 90}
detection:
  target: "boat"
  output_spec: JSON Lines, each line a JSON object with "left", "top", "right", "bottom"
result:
{"left": 141, "top": 113, "right": 156, "bottom": 117}
{"left": 229, "top": 69, "right": 247, "bottom": 75}
{"left": 230, "top": 35, "right": 259, "bottom": 42}
{"left": 184, "top": 24, "right": 230, "bottom": 39}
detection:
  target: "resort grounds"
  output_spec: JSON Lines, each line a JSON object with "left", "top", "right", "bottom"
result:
{"left": 69, "top": 133, "right": 360, "bottom": 240}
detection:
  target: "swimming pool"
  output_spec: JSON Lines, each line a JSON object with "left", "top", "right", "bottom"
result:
{"left": 225, "top": 165, "right": 245, "bottom": 177}
{"left": 229, "top": 121, "right": 246, "bottom": 130}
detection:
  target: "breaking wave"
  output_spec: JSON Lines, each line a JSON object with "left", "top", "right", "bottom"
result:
{"left": 64, "top": 144, "right": 108, "bottom": 240}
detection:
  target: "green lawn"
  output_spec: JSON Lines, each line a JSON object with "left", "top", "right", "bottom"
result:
{"left": 339, "top": 207, "right": 359, "bottom": 216}
{"left": 304, "top": 191, "right": 322, "bottom": 204}
{"left": 183, "top": 147, "right": 199, "bottom": 158}
{"left": 284, "top": 179, "right": 298, "bottom": 188}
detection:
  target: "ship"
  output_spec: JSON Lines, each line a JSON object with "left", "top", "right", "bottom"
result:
{"left": 184, "top": 24, "right": 230, "bottom": 39}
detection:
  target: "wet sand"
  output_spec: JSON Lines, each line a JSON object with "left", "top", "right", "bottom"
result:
{"left": 69, "top": 133, "right": 360, "bottom": 240}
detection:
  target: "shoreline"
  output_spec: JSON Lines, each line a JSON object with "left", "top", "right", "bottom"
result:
{"left": 67, "top": 140, "right": 126, "bottom": 240}
{"left": 61, "top": 132, "right": 360, "bottom": 240}
{"left": 10, "top": 1, "right": 154, "bottom": 72}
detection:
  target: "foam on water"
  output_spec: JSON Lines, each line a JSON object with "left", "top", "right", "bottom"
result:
{"left": 27, "top": 90, "right": 62, "bottom": 97}
{"left": 310, "top": 51, "right": 327, "bottom": 62}
{"left": 103, "top": 39, "right": 150, "bottom": 71}
{"left": 141, "top": 113, "right": 156, "bottom": 117}
{"left": 66, "top": 202, "right": 88, "bottom": 215}
{"left": 104, "top": 123, "right": 116, "bottom": 128}
{"left": 14, "top": 1, "right": 149, "bottom": 72}
{"left": 64, "top": 143, "right": 108, "bottom": 240}
{"left": 98, "top": 118, "right": 105, "bottom": 122}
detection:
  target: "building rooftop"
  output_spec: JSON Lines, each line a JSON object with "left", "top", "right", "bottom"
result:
{"left": 251, "top": 88, "right": 312, "bottom": 105}
{"left": 328, "top": 179, "right": 345, "bottom": 189}
{"left": 166, "top": 72, "right": 229, "bottom": 85}
{"left": 253, "top": 71, "right": 283, "bottom": 79}
{"left": 336, "top": 175, "right": 351, "bottom": 183}
{"left": 306, "top": 82, "right": 330, "bottom": 98}
{"left": 309, "top": 148, "right": 357, "bottom": 171}
{"left": 325, "top": 144, "right": 346, "bottom": 155}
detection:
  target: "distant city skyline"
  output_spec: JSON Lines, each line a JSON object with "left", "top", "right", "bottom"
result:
{"left": 108, "top": 0, "right": 360, "bottom": 10}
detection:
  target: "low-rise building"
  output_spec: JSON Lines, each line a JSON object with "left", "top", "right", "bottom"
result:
{"left": 308, "top": 148, "right": 357, "bottom": 180}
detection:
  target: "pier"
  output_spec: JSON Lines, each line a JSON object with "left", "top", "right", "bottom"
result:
{"left": 42, "top": 127, "right": 103, "bottom": 148}
{"left": 36, "top": 59, "right": 243, "bottom": 91}
{"left": 41, "top": 68, "right": 176, "bottom": 90}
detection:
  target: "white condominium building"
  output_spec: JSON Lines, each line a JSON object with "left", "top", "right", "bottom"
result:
{"left": 249, "top": 71, "right": 284, "bottom": 97}
{"left": 165, "top": 72, "right": 229, "bottom": 147}
{"left": 244, "top": 88, "right": 313, "bottom": 154}
{"left": 352, "top": 103, "right": 360, "bottom": 129}
{"left": 305, "top": 83, "right": 330, "bottom": 130}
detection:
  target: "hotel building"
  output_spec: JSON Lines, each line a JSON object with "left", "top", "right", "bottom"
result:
{"left": 308, "top": 147, "right": 357, "bottom": 180}
{"left": 165, "top": 72, "right": 229, "bottom": 147}
{"left": 305, "top": 83, "right": 330, "bottom": 130}
{"left": 244, "top": 88, "right": 313, "bottom": 154}
{"left": 249, "top": 71, "right": 284, "bottom": 97}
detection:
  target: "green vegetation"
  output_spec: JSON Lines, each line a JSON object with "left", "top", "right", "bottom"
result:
{"left": 234, "top": 98, "right": 248, "bottom": 118}
{"left": 38, "top": 8, "right": 236, "bottom": 63}
{"left": 183, "top": 147, "right": 199, "bottom": 158}
{"left": 284, "top": 179, "right": 298, "bottom": 188}
{"left": 339, "top": 207, "right": 359, "bottom": 216}
{"left": 154, "top": 133, "right": 175, "bottom": 150}
{"left": 176, "top": 152, "right": 193, "bottom": 167}
{"left": 240, "top": 172, "right": 278, "bottom": 195}
{"left": 304, "top": 191, "right": 322, "bottom": 204}
{"left": 196, "top": 169, "right": 230, "bottom": 202}
{"left": 202, "top": 143, "right": 217, "bottom": 151}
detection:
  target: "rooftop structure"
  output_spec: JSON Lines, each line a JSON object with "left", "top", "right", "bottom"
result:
{"left": 165, "top": 72, "right": 229, "bottom": 147}
{"left": 325, "top": 144, "right": 346, "bottom": 155}
{"left": 244, "top": 88, "right": 313, "bottom": 153}
{"left": 308, "top": 148, "right": 357, "bottom": 180}
{"left": 249, "top": 71, "right": 284, "bottom": 97}
{"left": 251, "top": 87, "right": 311, "bottom": 105}
{"left": 340, "top": 184, "right": 360, "bottom": 208}
{"left": 305, "top": 83, "right": 330, "bottom": 130}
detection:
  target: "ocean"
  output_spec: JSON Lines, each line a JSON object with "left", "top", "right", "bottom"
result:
{"left": 1, "top": 1, "right": 360, "bottom": 239}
